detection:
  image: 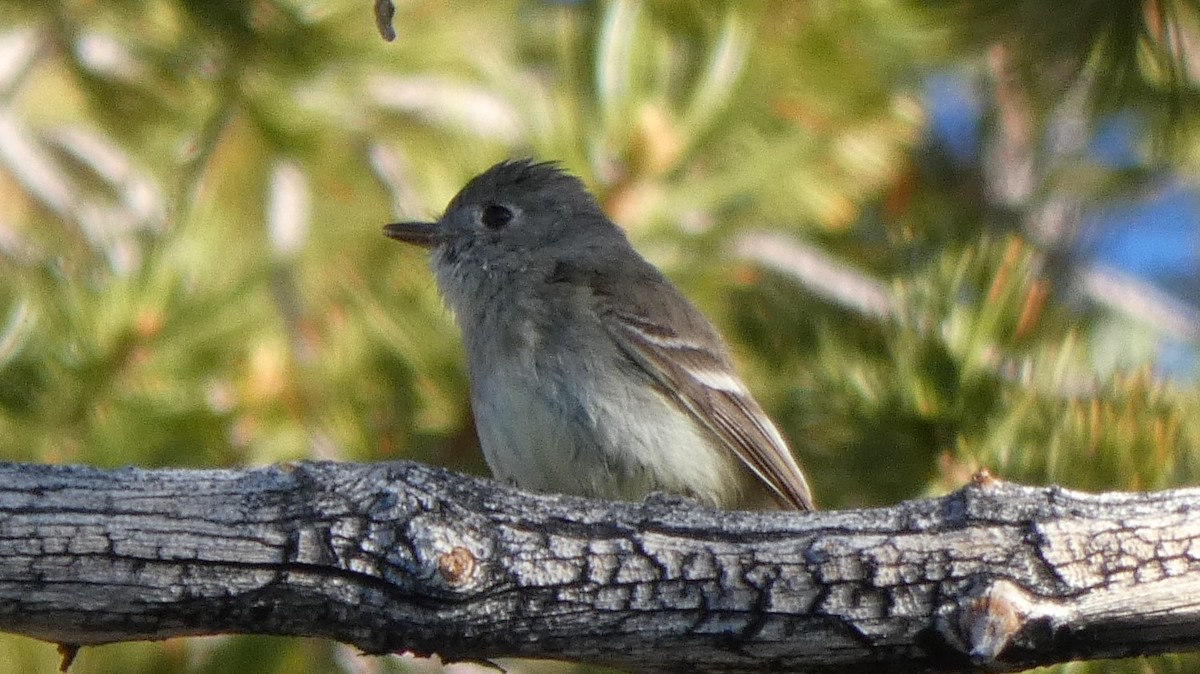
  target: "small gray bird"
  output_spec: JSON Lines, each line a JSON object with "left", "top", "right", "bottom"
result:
{"left": 384, "top": 159, "right": 814, "bottom": 510}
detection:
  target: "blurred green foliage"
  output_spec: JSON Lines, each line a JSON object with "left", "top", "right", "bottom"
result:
{"left": 1, "top": 0, "right": 1198, "bottom": 672}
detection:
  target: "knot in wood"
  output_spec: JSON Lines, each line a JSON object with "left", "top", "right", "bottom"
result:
{"left": 960, "top": 579, "right": 1026, "bottom": 661}
{"left": 405, "top": 513, "right": 490, "bottom": 594}
{"left": 437, "top": 547, "right": 476, "bottom": 586}
{"left": 971, "top": 468, "right": 996, "bottom": 488}
{"left": 940, "top": 578, "right": 1067, "bottom": 665}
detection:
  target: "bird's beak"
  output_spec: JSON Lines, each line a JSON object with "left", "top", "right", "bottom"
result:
{"left": 383, "top": 221, "right": 437, "bottom": 248}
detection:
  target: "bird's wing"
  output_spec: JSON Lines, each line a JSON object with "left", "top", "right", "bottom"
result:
{"left": 587, "top": 268, "right": 814, "bottom": 511}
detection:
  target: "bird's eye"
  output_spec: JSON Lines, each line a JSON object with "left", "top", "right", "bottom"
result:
{"left": 481, "top": 204, "right": 514, "bottom": 229}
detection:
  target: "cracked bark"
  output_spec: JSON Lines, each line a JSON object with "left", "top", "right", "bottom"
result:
{"left": 1, "top": 461, "right": 1199, "bottom": 673}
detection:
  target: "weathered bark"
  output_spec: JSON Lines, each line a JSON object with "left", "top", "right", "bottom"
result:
{"left": 0, "top": 460, "right": 1198, "bottom": 673}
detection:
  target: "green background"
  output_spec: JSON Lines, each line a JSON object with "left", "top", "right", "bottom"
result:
{"left": 1, "top": 0, "right": 1198, "bottom": 672}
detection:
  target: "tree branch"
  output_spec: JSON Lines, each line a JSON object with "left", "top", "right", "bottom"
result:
{"left": 1, "top": 460, "right": 1198, "bottom": 672}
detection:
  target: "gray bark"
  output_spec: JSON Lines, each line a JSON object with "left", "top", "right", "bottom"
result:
{"left": 1, "top": 460, "right": 1198, "bottom": 673}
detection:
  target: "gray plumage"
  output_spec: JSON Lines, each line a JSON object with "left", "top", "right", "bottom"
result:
{"left": 384, "top": 159, "right": 814, "bottom": 510}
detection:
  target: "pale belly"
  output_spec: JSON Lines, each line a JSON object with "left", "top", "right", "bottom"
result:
{"left": 469, "top": 357, "right": 745, "bottom": 507}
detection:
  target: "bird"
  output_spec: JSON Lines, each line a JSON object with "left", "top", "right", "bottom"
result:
{"left": 384, "top": 159, "right": 813, "bottom": 510}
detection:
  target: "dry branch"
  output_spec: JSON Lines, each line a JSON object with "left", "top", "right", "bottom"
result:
{"left": 1, "top": 460, "right": 1198, "bottom": 672}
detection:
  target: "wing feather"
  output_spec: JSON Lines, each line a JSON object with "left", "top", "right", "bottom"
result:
{"left": 607, "top": 308, "right": 815, "bottom": 510}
